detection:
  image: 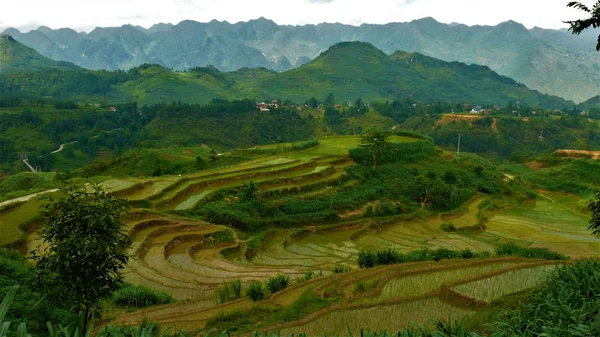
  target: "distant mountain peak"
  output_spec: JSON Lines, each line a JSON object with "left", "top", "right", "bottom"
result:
{"left": 322, "top": 41, "right": 386, "bottom": 57}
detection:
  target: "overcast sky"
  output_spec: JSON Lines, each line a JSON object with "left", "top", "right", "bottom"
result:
{"left": 0, "top": 0, "right": 596, "bottom": 32}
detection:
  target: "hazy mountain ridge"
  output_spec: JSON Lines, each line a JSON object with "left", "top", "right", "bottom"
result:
{"left": 3, "top": 18, "right": 598, "bottom": 102}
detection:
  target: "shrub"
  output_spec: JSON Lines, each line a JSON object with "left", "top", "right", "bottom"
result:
{"left": 266, "top": 274, "right": 290, "bottom": 294}
{"left": 297, "top": 269, "right": 321, "bottom": 283}
{"left": 357, "top": 250, "right": 376, "bottom": 268}
{"left": 215, "top": 279, "right": 242, "bottom": 304}
{"left": 246, "top": 281, "right": 265, "bottom": 302}
{"left": 460, "top": 249, "right": 476, "bottom": 259}
{"left": 353, "top": 279, "right": 379, "bottom": 293}
{"left": 495, "top": 244, "right": 566, "bottom": 261}
{"left": 331, "top": 264, "right": 351, "bottom": 274}
{"left": 440, "top": 223, "right": 457, "bottom": 232}
{"left": 112, "top": 284, "right": 174, "bottom": 308}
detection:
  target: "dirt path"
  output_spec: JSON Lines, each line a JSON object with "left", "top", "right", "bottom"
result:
{"left": 0, "top": 189, "right": 59, "bottom": 208}
{"left": 555, "top": 149, "right": 600, "bottom": 159}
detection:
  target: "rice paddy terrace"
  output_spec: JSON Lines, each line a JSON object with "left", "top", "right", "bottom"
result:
{"left": 1, "top": 135, "right": 598, "bottom": 333}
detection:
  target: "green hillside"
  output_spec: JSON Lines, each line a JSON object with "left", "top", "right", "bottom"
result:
{"left": 0, "top": 41, "right": 573, "bottom": 108}
{"left": 0, "top": 35, "right": 78, "bottom": 73}
{"left": 108, "top": 42, "right": 571, "bottom": 108}
{"left": 248, "top": 42, "right": 569, "bottom": 107}
{"left": 579, "top": 95, "right": 599, "bottom": 111}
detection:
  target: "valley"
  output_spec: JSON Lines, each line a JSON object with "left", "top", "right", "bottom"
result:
{"left": 1, "top": 133, "right": 597, "bottom": 333}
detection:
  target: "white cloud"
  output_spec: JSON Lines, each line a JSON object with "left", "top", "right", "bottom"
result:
{"left": 1, "top": 0, "right": 596, "bottom": 32}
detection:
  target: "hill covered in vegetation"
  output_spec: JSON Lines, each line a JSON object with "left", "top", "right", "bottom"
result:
{"left": 0, "top": 42, "right": 573, "bottom": 108}
{"left": 0, "top": 35, "right": 79, "bottom": 73}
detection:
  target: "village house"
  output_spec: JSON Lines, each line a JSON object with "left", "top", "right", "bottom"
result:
{"left": 471, "top": 106, "right": 484, "bottom": 114}
{"left": 256, "top": 100, "right": 282, "bottom": 112}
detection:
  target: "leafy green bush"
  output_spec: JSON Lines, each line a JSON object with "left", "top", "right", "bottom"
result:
{"left": 296, "top": 269, "right": 322, "bottom": 283}
{"left": 331, "top": 264, "right": 351, "bottom": 274}
{"left": 246, "top": 281, "right": 265, "bottom": 302}
{"left": 0, "top": 249, "right": 74, "bottom": 334}
{"left": 266, "top": 274, "right": 290, "bottom": 294}
{"left": 440, "top": 223, "right": 457, "bottom": 232}
{"left": 112, "top": 284, "right": 174, "bottom": 308}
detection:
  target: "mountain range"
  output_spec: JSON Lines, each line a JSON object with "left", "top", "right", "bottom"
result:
{"left": 2, "top": 18, "right": 598, "bottom": 103}
{"left": 0, "top": 37, "right": 573, "bottom": 108}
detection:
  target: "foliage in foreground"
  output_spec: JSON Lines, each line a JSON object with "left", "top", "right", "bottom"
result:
{"left": 1, "top": 261, "right": 598, "bottom": 336}
{"left": 490, "top": 259, "right": 600, "bottom": 337}
{"left": 31, "top": 185, "right": 131, "bottom": 330}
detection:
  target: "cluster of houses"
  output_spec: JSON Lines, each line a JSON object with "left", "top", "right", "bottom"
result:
{"left": 469, "top": 105, "right": 501, "bottom": 114}
{"left": 256, "top": 100, "right": 280, "bottom": 112}
{"left": 256, "top": 100, "right": 347, "bottom": 112}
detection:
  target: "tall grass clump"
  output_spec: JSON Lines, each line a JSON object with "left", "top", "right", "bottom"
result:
{"left": 215, "top": 279, "right": 242, "bottom": 304}
{"left": 494, "top": 244, "right": 566, "bottom": 261}
{"left": 112, "top": 284, "right": 174, "bottom": 308}
{"left": 266, "top": 274, "right": 290, "bottom": 294}
{"left": 491, "top": 259, "right": 600, "bottom": 336}
{"left": 297, "top": 269, "right": 322, "bottom": 283}
{"left": 246, "top": 281, "right": 265, "bottom": 302}
{"left": 331, "top": 264, "right": 351, "bottom": 274}
{"left": 359, "top": 246, "right": 565, "bottom": 269}
{"left": 358, "top": 248, "right": 474, "bottom": 268}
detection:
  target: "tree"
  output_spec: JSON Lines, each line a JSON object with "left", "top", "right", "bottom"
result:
{"left": 565, "top": 1, "right": 600, "bottom": 51}
{"left": 209, "top": 149, "right": 218, "bottom": 162}
{"left": 195, "top": 156, "right": 206, "bottom": 169}
{"left": 359, "top": 129, "right": 391, "bottom": 169}
{"left": 589, "top": 191, "right": 600, "bottom": 235}
{"left": 240, "top": 181, "right": 259, "bottom": 202}
{"left": 323, "top": 93, "right": 336, "bottom": 107}
{"left": 32, "top": 185, "right": 130, "bottom": 331}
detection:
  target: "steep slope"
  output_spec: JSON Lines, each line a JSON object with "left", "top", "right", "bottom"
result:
{"left": 579, "top": 95, "right": 600, "bottom": 111}
{"left": 0, "top": 35, "right": 78, "bottom": 73}
{"left": 2, "top": 19, "right": 597, "bottom": 101}
{"left": 248, "top": 42, "right": 571, "bottom": 107}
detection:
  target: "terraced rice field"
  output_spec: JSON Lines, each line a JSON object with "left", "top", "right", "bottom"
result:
{"left": 452, "top": 265, "right": 556, "bottom": 302}
{"left": 374, "top": 262, "right": 523, "bottom": 302}
{"left": 280, "top": 297, "right": 474, "bottom": 336}
{"left": 0, "top": 197, "right": 43, "bottom": 246}
{"left": 4, "top": 136, "right": 598, "bottom": 333}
